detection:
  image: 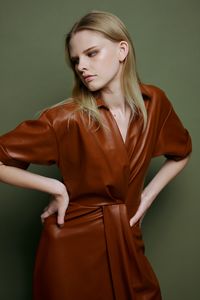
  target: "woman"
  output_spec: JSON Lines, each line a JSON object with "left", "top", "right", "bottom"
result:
{"left": 0, "top": 10, "right": 192, "bottom": 300}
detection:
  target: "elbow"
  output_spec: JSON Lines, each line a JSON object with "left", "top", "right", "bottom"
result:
{"left": 0, "top": 161, "right": 6, "bottom": 182}
{"left": 181, "top": 152, "right": 192, "bottom": 164}
{"left": 0, "top": 160, "right": 5, "bottom": 167}
{"left": 177, "top": 154, "right": 192, "bottom": 173}
{"left": 174, "top": 153, "right": 192, "bottom": 169}
{"left": 165, "top": 153, "right": 192, "bottom": 171}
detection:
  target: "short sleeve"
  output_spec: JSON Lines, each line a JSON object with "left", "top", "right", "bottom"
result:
{"left": 152, "top": 92, "right": 192, "bottom": 161}
{"left": 0, "top": 110, "right": 58, "bottom": 169}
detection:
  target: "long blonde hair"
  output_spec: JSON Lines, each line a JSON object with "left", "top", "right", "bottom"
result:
{"left": 39, "top": 10, "right": 147, "bottom": 131}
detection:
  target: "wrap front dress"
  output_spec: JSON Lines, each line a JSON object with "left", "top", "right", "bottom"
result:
{"left": 0, "top": 83, "right": 192, "bottom": 300}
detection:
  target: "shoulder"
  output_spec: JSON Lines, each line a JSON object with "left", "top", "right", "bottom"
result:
{"left": 37, "top": 99, "right": 79, "bottom": 127}
{"left": 140, "top": 82, "right": 167, "bottom": 99}
{"left": 140, "top": 82, "right": 172, "bottom": 111}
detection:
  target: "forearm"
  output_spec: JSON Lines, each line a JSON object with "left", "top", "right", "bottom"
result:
{"left": 142, "top": 155, "right": 191, "bottom": 204}
{"left": 0, "top": 162, "right": 65, "bottom": 196}
{"left": 130, "top": 154, "right": 191, "bottom": 226}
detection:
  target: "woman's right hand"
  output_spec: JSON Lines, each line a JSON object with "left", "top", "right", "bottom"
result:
{"left": 40, "top": 183, "right": 70, "bottom": 227}
{"left": 0, "top": 163, "right": 70, "bottom": 227}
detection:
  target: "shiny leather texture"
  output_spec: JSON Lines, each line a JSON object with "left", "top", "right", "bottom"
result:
{"left": 0, "top": 83, "right": 192, "bottom": 300}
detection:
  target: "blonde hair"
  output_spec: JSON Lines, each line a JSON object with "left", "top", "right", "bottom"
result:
{"left": 39, "top": 10, "right": 147, "bottom": 131}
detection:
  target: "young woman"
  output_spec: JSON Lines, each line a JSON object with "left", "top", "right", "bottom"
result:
{"left": 0, "top": 10, "right": 192, "bottom": 300}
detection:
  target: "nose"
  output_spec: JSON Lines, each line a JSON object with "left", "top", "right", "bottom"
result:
{"left": 76, "top": 56, "right": 88, "bottom": 73}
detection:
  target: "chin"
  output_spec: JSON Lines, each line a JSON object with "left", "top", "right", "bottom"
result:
{"left": 86, "top": 83, "right": 102, "bottom": 92}
{"left": 87, "top": 86, "right": 99, "bottom": 92}
{"left": 87, "top": 81, "right": 107, "bottom": 92}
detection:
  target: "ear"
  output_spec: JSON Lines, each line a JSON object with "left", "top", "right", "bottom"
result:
{"left": 118, "top": 41, "right": 129, "bottom": 62}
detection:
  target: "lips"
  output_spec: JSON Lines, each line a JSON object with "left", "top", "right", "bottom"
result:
{"left": 83, "top": 75, "right": 96, "bottom": 82}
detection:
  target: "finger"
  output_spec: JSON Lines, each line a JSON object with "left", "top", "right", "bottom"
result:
{"left": 57, "top": 206, "right": 67, "bottom": 227}
{"left": 40, "top": 210, "right": 51, "bottom": 223}
{"left": 129, "top": 216, "right": 136, "bottom": 227}
{"left": 43, "top": 206, "right": 49, "bottom": 212}
{"left": 130, "top": 206, "right": 147, "bottom": 227}
{"left": 130, "top": 215, "right": 141, "bottom": 227}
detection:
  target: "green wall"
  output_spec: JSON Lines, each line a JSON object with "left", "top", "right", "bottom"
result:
{"left": 0, "top": 1, "right": 199, "bottom": 299}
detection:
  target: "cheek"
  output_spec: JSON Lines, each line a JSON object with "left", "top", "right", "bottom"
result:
{"left": 96, "top": 51, "right": 119, "bottom": 76}
{"left": 99, "top": 50, "right": 113, "bottom": 63}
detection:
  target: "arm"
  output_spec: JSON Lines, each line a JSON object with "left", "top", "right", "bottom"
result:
{"left": 129, "top": 154, "right": 191, "bottom": 227}
{"left": 0, "top": 161, "right": 69, "bottom": 226}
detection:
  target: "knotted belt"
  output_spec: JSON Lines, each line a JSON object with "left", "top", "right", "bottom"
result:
{"left": 64, "top": 198, "right": 145, "bottom": 300}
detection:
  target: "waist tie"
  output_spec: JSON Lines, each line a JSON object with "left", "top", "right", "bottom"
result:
{"left": 102, "top": 203, "right": 143, "bottom": 300}
{"left": 66, "top": 200, "right": 146, "bottom": 300}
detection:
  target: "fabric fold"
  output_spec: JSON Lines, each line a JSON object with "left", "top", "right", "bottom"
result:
{"left": 63, "top": 200, "right": 162, "bottom": 300}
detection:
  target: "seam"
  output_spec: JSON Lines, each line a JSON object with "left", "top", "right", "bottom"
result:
{"left": 156, "top": 105, "right": 173, "bottom": 142}
{"left": 0, "top": 144, "right": 14, "bottom": 161}
{"left": 44, "top": 113, "right": 60, "bottom": 167}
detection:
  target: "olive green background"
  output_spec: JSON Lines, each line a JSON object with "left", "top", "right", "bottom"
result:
{"left": 0, "top": 1, "right": 199, "bottom": 299}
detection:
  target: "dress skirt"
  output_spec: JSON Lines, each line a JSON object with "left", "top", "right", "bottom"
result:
{"left": 33, "top": 199, "right": 162, "bottom": 300}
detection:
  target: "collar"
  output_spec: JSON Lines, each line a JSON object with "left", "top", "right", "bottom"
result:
{"left": 95, "top": 83, "right": 152, "bottom": 108}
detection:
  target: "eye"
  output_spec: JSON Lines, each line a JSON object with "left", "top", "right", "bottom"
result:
{"left": 71, "top": 59, "right": 79, "bottom": 65}
{"left": 71, "top": 50, "right": 98, "bottom": 66}
{"left": 88, "top": 50, "right": 98, "bottom": 57}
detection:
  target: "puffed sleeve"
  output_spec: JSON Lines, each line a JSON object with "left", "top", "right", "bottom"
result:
{"left": 152, "top": 91, "right": 192, "bottom": 161}
{"left": 0, "top": 110, "right": 58, "bottom": 169}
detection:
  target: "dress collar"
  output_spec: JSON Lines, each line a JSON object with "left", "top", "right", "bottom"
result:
{"left": 95, "top": 83, "right": 151, "bottom": 108}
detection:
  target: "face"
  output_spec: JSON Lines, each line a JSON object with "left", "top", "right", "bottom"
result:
{"left": 69, "top": 30, "right": 128, "bottom": 92}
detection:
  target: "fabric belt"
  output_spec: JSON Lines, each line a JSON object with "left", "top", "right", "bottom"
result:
{"left": 66, "top": 199, "right": 142, "bottom": 300}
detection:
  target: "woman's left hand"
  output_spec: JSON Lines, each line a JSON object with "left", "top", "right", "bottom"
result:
{"left": 129, "top": 156, "right": 191, "bottom": 228}
{"left": 129, "top": 191, "right": 157, "bottom": 228}
{"left": 129, "top": 199, "right": 148, "bottom": 228}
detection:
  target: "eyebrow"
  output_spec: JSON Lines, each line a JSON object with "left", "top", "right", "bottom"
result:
{"left": 70, "top": 46, "right": 98, "bottom": 60}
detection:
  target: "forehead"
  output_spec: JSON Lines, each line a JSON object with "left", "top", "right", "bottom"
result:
{"left": 69, "top": 30, "right": 113, "bottom": 56}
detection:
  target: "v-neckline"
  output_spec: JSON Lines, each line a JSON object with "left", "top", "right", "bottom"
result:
{"left": 95, "top": 97, "right": 132, "bottom": 146}
{"left": 107, "top": 109, "right": 132, "bottom": 146}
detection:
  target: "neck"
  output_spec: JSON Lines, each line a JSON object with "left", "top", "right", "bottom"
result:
{"left": 99, "top": 83, "right": 126, "bottom": 112}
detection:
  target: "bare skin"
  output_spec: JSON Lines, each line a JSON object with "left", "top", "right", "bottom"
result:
{"left": 0, "top": 29, "right": 191, "bottom": 227}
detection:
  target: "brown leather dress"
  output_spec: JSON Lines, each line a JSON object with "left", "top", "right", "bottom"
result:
{"left": 0, "top": 83, "right": 192, "bottom": 300}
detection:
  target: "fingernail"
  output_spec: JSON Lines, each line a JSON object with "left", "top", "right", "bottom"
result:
{"left": 58, "top": 223, "right": 64, "bottom": 228}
